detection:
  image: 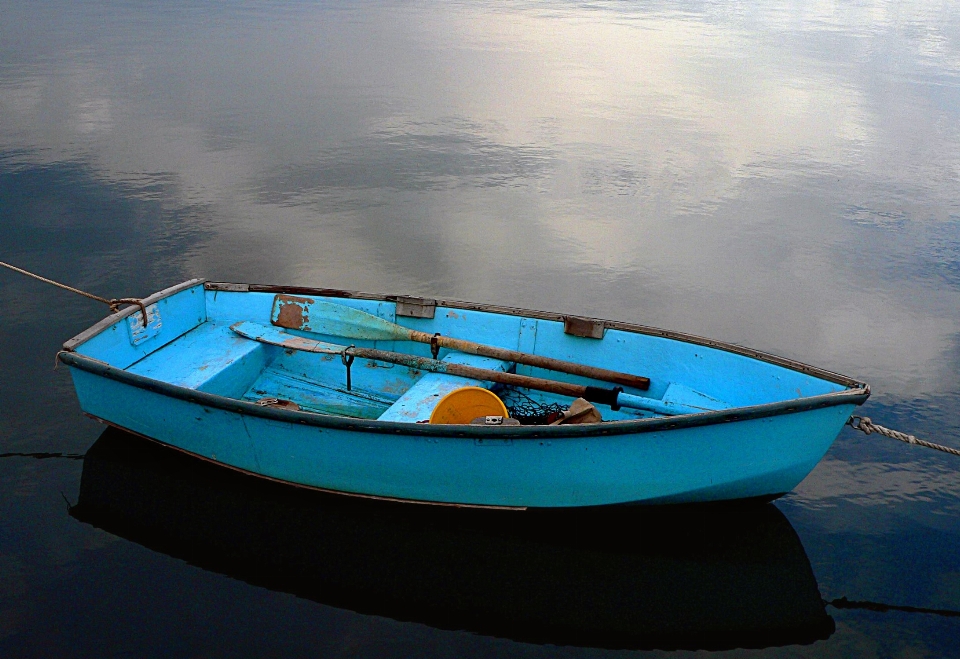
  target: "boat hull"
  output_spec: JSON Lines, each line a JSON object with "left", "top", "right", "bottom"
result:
{"left": 66, "top": 362, "right": 858, "bottom": 508}
{"left": 60, "top": 279, "right": 869, "bottom": 509}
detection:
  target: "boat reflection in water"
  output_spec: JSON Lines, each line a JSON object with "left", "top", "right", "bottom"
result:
{"left": 71, "top": 428, "right": 834, "bottom": 651}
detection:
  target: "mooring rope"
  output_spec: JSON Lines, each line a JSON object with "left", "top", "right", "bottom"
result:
{"left": 848, "top": 416, "right": 960, "bottom": 457}
{"left": 4, "top": 259, "right": 960, "bottom": 459}
{"left": 0, "top": 260, "right": 147, "bottom": 319}
{"left": 0, "top": 451, "right": 85, "bottom": 461}
{"left": 825, "top": 596, "right": 960, "bottom": 618}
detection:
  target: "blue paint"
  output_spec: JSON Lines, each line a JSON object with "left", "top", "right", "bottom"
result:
{"left": 127, "top": 322, "right": 278, "bottom": 397}
{"left": 61, "top": 281, "right": 869, "bottom": 508}
{"left": 76, "top": 284, "right": 207, "bottom": 369}
{"left": 233, "top": 320, "right": 715, "bottom": 416}
{"left": 377, "top": 353, "right": 510, "bottom": 423}
{"left": 244, "top": 366, "right": 395, "bottom": 418}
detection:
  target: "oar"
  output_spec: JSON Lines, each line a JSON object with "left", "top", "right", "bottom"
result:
{"left": 271, "top": 297, "right": 650, "bottom": 390}
{"left": 232, "top": 321, "right": 702, "bottom": 417}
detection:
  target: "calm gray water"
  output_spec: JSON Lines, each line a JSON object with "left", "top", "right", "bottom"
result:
{"left": 1, "top": 0, "right": 959, "bottom": 656}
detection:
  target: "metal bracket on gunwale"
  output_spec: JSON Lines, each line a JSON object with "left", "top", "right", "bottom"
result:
{"left": 395, "top": 296, "right": 436, "bottom": 319}
{"left": 563, "top": 316, "right": 605, "bottom": 339}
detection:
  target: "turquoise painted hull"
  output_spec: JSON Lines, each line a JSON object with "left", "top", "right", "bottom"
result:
{"left": 60, "top": 280, "right": 870, "bottom": 508}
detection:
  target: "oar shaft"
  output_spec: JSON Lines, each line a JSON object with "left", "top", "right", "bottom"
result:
{"left": 346, "top": 346, "right": 678, "bottom": 414}
{"left": 230, "top": 321, "right": 686, "bottom": 416}
{"left": 270, "top": 296, "right": 650, "bottom": 390}
{"left": 408, "top": 330, "right": 650, "bottom": 390}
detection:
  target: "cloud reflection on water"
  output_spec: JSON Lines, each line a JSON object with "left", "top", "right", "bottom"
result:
{"left": 2, "top": 3, "right": 960, "bottom": 654}
{"left": 0, "top": 0, "right": 959, "bottom": 399}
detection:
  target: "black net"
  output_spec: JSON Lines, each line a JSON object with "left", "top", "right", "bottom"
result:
{"left": 502, "top": 389, "right": 566, "bottom": 425}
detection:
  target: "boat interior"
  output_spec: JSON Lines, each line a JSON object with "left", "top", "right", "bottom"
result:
{"left": 70, "top": 282, "right": 851, "bottom": 423}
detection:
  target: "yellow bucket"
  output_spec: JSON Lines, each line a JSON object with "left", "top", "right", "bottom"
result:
{"left": 428, "top": 387, "right": 509, "bottom": 425}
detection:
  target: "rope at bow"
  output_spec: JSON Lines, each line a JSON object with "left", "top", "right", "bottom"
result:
{"left": 0, "top": 261, "right": 148, "bottom": 323}
{"left": 848, "top": 416, "right": 960, "bottom": 457}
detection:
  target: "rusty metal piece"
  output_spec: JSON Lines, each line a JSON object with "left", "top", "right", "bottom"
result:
{"left": 564, "top": 316, "right": 605, "bottom": 339}
{"left": 274, "top": 295, "right": 313, "bottom": 331}
{"left": 254, "top": 397, "right": 301, "bottom": 411}
{"left": 396, "top": 296, "right": 437, "bottom": 319}
{"left": 430, "top": 333, "right": 441, "bottom": 360}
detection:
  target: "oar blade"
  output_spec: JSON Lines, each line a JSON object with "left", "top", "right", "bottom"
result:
{"left": 231, "top": 321, "right": 347, "bottom": 354}
{"left": 272, "top": 295, "right": 409, "bottom": 341}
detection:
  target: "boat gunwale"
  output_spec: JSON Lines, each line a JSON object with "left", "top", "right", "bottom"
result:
{"left": 64, "top": 280, "right": 868, "bottom": 391}
{"left": 58, "top": 350, "right": 870, "bottom": 439}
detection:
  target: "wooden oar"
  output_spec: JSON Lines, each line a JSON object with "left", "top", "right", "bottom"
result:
{"left": 232, "top": 322, "right": 701, "bottom": 416}
{"left": 271, "top": 296, "right": 650, "bottom": 391}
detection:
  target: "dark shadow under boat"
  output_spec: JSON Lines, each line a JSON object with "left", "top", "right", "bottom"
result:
{"left": 70, "top": 428, "right": 834, "bottom": 651}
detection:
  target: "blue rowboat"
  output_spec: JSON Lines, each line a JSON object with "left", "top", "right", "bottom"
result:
{"left": 58, "top": 279, "right": 870, "bottom": 508}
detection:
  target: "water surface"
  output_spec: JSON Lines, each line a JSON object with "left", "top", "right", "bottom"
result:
{"left": 1, "top": 1, "right": 959, "bottom": 656}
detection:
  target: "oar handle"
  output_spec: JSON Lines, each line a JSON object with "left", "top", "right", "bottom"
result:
{"left": 408, "top": 330, "right": 650, "bottom": 390}
{"left": 581, "top": 386, "right": 625, "bottom": 410}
